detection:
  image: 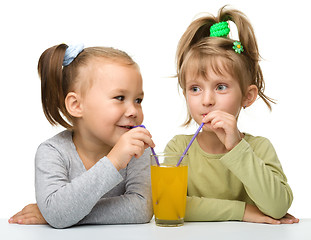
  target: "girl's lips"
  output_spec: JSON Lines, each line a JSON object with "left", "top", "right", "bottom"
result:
{"left": 118, "top": 125, "right": 134, "bottom": 129}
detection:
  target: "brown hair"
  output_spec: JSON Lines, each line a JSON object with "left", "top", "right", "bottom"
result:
{"left": 176, "top": 6, "right": 275, "bottom": 126}
{"left": 38, "top": 44, "right": 137, "bottom": 129}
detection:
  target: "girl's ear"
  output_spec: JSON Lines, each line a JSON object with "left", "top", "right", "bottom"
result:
{"left": 242, "top": 85, "right": 258, "bottom": 108}
{"left": 65, "top": 92, "right": 83, "bottom": 118}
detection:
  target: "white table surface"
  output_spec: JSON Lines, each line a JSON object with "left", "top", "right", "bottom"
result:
{"left": 1, "top": 218, "right": 310, "bottom": 240}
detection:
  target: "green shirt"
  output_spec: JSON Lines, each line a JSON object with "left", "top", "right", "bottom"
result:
{"left": 164, "top": 133, "right": 293, "bottom": 221}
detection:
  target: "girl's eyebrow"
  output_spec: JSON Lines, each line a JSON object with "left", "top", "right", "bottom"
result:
{"left": 111, "top": 88, "right": 144, "bottom": 96}
{"left": 185, "top": 78, "right": 204, "bottom": 85}
{"left": 186, "top": 76, "right": 201, "bottom": 83}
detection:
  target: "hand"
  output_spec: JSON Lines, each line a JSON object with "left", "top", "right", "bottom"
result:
{"left": 202, "top": 110, "right": 242, "bottom": 150}
{"left": 107, "top": 127, "right": 155, "bottom": 171}
{"left": 279, "top": 213, "right": 299, "bottom": 224}
{"left": 243, "top": 204, "right": 299, "bottom": 224}
{"left": 8, "top": 203, "right": 47, "bottom": 225}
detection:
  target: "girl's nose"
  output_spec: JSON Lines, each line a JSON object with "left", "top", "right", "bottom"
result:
{"left": 202, "top": 90, "right": 215, "bottom": 106}
{"left": 125, "top": 103, "right": 138, "bottom": 118}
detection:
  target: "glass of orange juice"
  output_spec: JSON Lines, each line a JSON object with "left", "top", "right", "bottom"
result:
{"left": 150, "top": 152, "right": 188, "bottom": 227}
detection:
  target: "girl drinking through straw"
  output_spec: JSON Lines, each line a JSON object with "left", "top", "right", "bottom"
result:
{"left": 164, "top": 6, "right": 299, "bottom": 224}
{"left": 9, "top": 44, "right": 155, "bottom": 228}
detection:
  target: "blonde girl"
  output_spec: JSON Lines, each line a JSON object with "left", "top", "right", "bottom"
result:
{"left": 165, "top": 6, "right": 299, "bottom": 224}
{"left": 9, "top": 44, "right": 154, "bottom": 228}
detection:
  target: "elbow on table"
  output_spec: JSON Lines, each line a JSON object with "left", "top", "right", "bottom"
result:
{"left": 264, "top": 207, "right": 288, "bottom": 220}
{"left": 43, "top": 214, "right": 74, "bottom": 229}
{"left": 131, "top": 195, "right": 153, "bottom": 224}
{"left": 137, "top": 211, "right": 153, "bottom": 224}
{"left": 135, "top": 202, "right": 153, "bottom": 223}
{"left": 48, "top": 222, "right": 70, "bottom": 229}
{"left": 261, "top": 198, "right": 293, "bottom": 220}
{"left": 259, "top": 186, "right": 294, "bottom": 220}
{"left": 39, "top": 205, "right": 76, "bottom": 229}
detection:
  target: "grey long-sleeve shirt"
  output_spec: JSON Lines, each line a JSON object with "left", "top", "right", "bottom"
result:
{"left": 35, "top": 130, "right": 153, "bottom": 228}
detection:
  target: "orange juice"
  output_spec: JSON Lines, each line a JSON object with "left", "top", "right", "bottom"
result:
{"left": 151, "top": 164, "right": 188, "bottom": 226}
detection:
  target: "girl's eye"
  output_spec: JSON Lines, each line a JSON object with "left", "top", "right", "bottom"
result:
{"left": 216, "top": 84, "right": 228, "bottom": 91}
{"left": 190, "top": 86, "right": 201, "bottom": 92}
{"left": 114, "top": 96, "right": 125, "bottom": 101}
{"left": 135, "top": 98, "right": 143, "bottom": 104}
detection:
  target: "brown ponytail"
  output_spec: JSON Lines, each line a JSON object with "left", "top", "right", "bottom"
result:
{"left": 177, "top": 6, "right": 275, "bottom": 125}
{"left": 38, "top": 44, "right": 72, "bottom": 129}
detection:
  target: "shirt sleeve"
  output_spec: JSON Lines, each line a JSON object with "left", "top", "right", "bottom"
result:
{"left": 220, "top": 138, "right": 293, "bottom": 219}
{"left": 77, "top": 148, "right": 153, "bottom": 225}
{"left": 185, "top": 196, "right": 245, "bottom": 221}
{"left": 35, "top": 142, "right": 152, "bottom": 228}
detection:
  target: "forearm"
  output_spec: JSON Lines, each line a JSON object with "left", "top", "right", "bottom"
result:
{"left": 221, "top": 139, "right": 293, "bottom": 219}
{"left": 185, "top": 196, "right": 245, "bottom": 221}
{"left": 79, "top": 149, "right": 153, "bottom": 225}
{"left": 78, "top": 193, "right": 153, "bottom": 225}
{"left": 36, "top": 157, "right": 123, "bottom": 228}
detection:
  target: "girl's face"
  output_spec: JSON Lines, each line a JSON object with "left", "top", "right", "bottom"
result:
{"left": 185, "top": 59, "right": 243, "bottom": 127}
{"left": 76, "top": 59, "right": 144, "bottom": 148}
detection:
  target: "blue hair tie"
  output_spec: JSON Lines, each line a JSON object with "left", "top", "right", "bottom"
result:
{"left": 63, "top": 43, "right": 84, "bottom": 66}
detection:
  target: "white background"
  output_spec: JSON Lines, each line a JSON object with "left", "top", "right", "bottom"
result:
{"left": 1, "top": 0, "right": 310, "bottom": 219}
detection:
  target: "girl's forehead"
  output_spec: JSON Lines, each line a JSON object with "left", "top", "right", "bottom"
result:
{"left": 82, "top": 57, "right": 139, "bottom": 78}
{"left": 185, "top": 56, "right": 234, "bottom": 81}
{"left": 74, "top": 58, "right": 140, "bottom": 95}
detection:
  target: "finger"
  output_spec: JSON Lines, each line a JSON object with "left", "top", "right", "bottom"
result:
{"left": 284, "top": 213, "right": 297, "bottom": 219}
{"left": 19, "top": 217, "right": 45, "bottom": 225}
{"left": 264, "top": 216, "right": 281, "bottom": 225}
{"left": 16, "top": 217, "right": 32, "bottom": 225}
{"left": 9, "top": 216, "right": 23, "bottom": 224}
{"left": 10, "top": 210, "right": 23, "bottom": 219}
{"left": 202, "top": 112, "right": 216, "bottom": 123}
{"left": 145, "top": 138, "right": 155, "bottom": 148}
{"left": 11, "top": 212, "right": 36, "bottom": 224}
{"left": 206, "top": 118, "right": 224, "bottom": 130}
{"left": 283, "top": 213, "right": 299, "bottom": 223}
{"left": 203, "top": 110, "right": 229, "bottom": 120}
{"left": 133, "top": 145, "right": 145, "bottom": 159}
{"left": 279, "top": 218, "right": 294, "bottom": 224}
{"left": 129, "top": 138, "right": 145, "bottom": 148}
{"left": 8, "top": 217, "right": 17, "bottom": 224}
{"left": 139, "top": 134, "right": 155, "bottom": 148}
{"left": 9, "top": 211, "right": 27, "bottom": 223}
{"left": 211, "top": 119, "right": 225, "bottom": 129}
{"left": 131, "top": 127, "right": 153, "bottom": 138}
{"left": 209, "top": 111, "right": 236, "bottom": 124}
{"left": 294, "top": 218, "right": 300, "bottom": 223}
{"left": 131, "top": 131, "right": 155, "bottom": 148}
{"left": 202, "top": 110, "right": 222, "bottom": 124}
{"left": 283, "top": 214, "right": 294, "bottom": 220}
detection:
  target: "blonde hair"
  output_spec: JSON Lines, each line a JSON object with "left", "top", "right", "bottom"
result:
{"left": 38, "top": 44, "right": 137, "bottom": 129}
{"left": 176, "top": 6, "right": 275, "bottom": 126}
